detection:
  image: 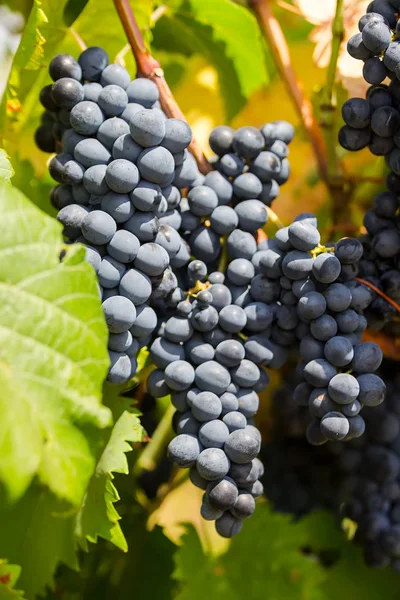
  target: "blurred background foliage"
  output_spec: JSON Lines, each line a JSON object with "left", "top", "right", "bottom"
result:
{"left": 0, "top": 1, "right": 395, "bottom": 599}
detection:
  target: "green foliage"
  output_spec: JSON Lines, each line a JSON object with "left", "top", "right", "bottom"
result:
{"left": 0, "top": 561, "right": 24, "bottom": 600}
{"left": 174, "top": 507, "right": 400, "bottom": 600}
{"left": 152, "top": 0, "right": 269, "bottom": 121}
{"left": 174, "top": 504, "right": 325, "bottom": 600}
{"left": 76, "top": 410, "right": 144, "bottom": 552}
{"left": 0, "top": 486, "right": 79, "bottom": 599}
{"left": 0, "top": 149, "right": 14, "bottom": 181}
{"left": 0, "top": 154, "right": 144, "bottom": 596}
{"left": 42, "top": 488, "right": 177, "bottom": 600}
{"left": 0, "top": 167, "right": 110, "bottom": 504}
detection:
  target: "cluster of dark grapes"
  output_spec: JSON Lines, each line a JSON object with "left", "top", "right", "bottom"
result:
{"left": 36, "top": 42, "right": 394, "bottom": 541}
{"left": 262, "top": 360, "right": 400, "bottom": 571}
{"left": 258, "top": 215, "right": 385, "bottom": 444}
{"left": 36, "top": 47, "right": 199, "bottom": 384}
{"left": 359, "top": 189, "right": 400, "bottom": 330}
{"left": 36, "top": 46, "right": 300, "bottom": 537}
{"left": 261, "top": 378, "right": 355, "bottom": 517}
{"left": 339, "top": 1, "right": 400, "bottom": 334}
{"left": 341, "top": 2, "right": 400, "bottom": 168}
{"left": 147, "top": 264, "right": 267, "bottom": 538}
{"left": 176, "top": 120, "right": 293, "bottom": 269}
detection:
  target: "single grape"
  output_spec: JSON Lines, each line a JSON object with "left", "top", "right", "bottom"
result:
{"left": 328, "top": 373, "right": 360, "bottom": 404}
{"left": 81, "top": 210, "right": 116, "bottom": 245}
{"left": 70, "top": 100, "right": 104, "bottom": 135}
{"left": 235, "top": 200, "right": 268, "bottom": 232}
{"left": 324, "top": 336, "right": 354, "bottom": 367}
{"left": 83, "top": 82, "right": 102, "bottom": 102}
{"left": 108, "top": 351, "right": 132, "bottom": 384}
{"left": 97, "top": 85, "right": 128, "bottom": 117}
{"left": 250, "top": 151, "right": 281, "bottom": 182}
{"left": 168, "top": 434, "right": 202, "bottom": 468}
{"left": 187, "top": 186, "right": 218, "bottom": 216}
{"left": 232, "top": 126, "right": 265, "bottom": 159}
{"left": 100, "top": 64, "right": 130, "bottom": 88}
{"left": 320, "top": 411, "right": 350, "bottom": 441}
{"left": 224, "top": 428, "right": 261, "bottom": 464}
{"left": 78, "top": 46, "right": 108, "bottom": 81}
{"left": 130, "top": 109, "right": 166, "bottom": 147}
{"left": 137, "top": 146, "right": 175, "bottom": 187}
{"left": 288, "top": 221, "right": 320, "bottom": 251}
{"left": 223, "top": 411, "right": 247, "bottom": 432}
{"left": 57, "top": 204, "right": 89, "bottom": 238}
{"left": 119, "top": 268, "right": 152, "bottom": 305}
{"left": 126, "top": 78, "right": 159, "bottom": 107}
{"left": 312, "top": 253, "right": 341, "bottom": 284}
{"left": 160, "top": 118, "right": 192, "bottom": 153}
{"left": 196, "top": 448, "right": 230, "bottom": 481}
{"left": 133, "top": 242, "right": 169, "bottom": 276}
{"left": 102, "top": 295, "right": 136, "bottom": 333}
{"left": 233, "top": 172, "right": 263, "bottom": 199}
{"left": 303, "top": 358, "right": 337, "bottom": 387}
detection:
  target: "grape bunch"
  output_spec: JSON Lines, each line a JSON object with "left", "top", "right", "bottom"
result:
{"left": 340, "top": 2, "right": 400, "bottom": 180}
{"left": 340, "top": 365, "right": 400, "bottom": 570}
{"left": 358, "top": 189, "right": 400, "bottom": 331}
{"left": 261, "top": 377, "right": 356, "bottom": 517}
{"left": 146, "top": 260, "right": 270, "bottom": 538}
{"left": 260, "top": 363, "right": 400, "bottom": 571}
{"left": 35, "top": 47, "right": 198, "bottom": 384}
{"left": 177, "top": 120, "right": 293, "bottom": 267}
{"left": 258, "top": 215, "right": 386, "bottom": 444}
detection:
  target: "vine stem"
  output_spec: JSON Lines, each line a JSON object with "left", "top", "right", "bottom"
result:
{"left": 113, "top": 0, "right": 212, "bottom": 174}
{"left": 266, "top": 206, "right": 284, "bottom": 229}
{"left": 325, "top": 0, "right": 345, "bottom": 104}
{"left": 249, "top": 0, "right": 329, "bottom": 184}
{"left": 355, "top": 277, "right": 400, "bottom": 313}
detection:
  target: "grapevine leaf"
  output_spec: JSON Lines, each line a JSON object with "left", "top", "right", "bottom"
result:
{"left": 0, "top": 485, "right": 78, "bottom": 600}
{"left": 0, "top": 174, "right": 111, "bottom": 504}
{"left": 152, "top": 0, "right": 269, "bottom": 120}
{"left": 42, "top": 506, "right": 176, "bottom": 600}
{"left": 0, "top": 150, "right": 14, "bottom": 182}
{"left": 76, "top": 410, "right": 144, "bottom": 552}
{"left": 0, "top": 561, "right": 25, "bottom": 600}
{"left": 173, "top": 504, "right": 327, "bottom": 600}
{"left": 299, "top": 512, "right": 400, "bottom": 600}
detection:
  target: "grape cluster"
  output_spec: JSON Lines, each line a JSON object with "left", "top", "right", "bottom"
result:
{"left": 177, "top": 120, "right": 293, "bottom": 266}
{"left": 358, "top": 189, "right": 400, "bottom": 330}
{"left": 340, "top": 4, "right": 400, "bottom": 332}
{"left": 263, "top": 362, "right": 400, "bottom": 571}
{"left": 341, "top": 2, "right": 400, "bottom": 180}
{"left": 261, "top": 378, "right": 353, "bottom": 517}
{"left": 258, "top": 215, "right": 386, "bottom": 444}
{"left": 146, "top": 261, "right": 270, "bottom": 538}
{"left": 341, "top": 366, "right": 400, "bottom": 569}
{"left": 339, "top": 0, "right": 400, "bottom": 186}
{"left": 36, "top": 48, "right": 198, "bottom": 384}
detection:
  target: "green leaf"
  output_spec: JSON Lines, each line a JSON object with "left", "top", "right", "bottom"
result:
{"left": 76, "top": 411, "right": 144, "bottom": 551}
{"left": 299, "top": 512, "right": 400, "bottom": 600}
{"left": 0, "top": 485, "right": 78, "bottom": 600}
{"left": 0, "top": 175, "right": 111, "bottom": 504}
{"left": 152, "top": 0, "right": 269, "bottom": 120}
{"left": 173, "top": 504, "right": 326, "bottom": 600}
{"left": 0, "top": 560, "right": 25, "bottom": 600}
{"left": 0, "top": 150, "right": 14, "bottom": 182}
{"left": 63, "top": 0, "right": 89, "bottom": 26}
